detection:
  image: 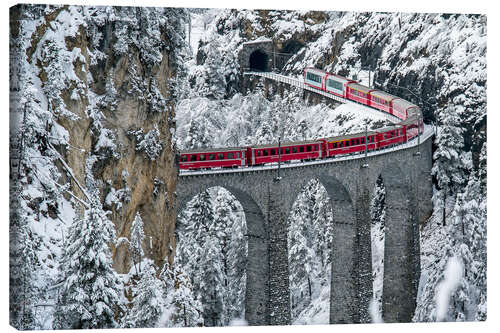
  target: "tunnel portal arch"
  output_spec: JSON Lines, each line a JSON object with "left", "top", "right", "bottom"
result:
{"left": 249, "top": 49, "right": 269, "bottom": 72}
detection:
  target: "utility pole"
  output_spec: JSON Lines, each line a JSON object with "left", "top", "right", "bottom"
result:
{"left": 276, "top": 137, "right": 282, "bottom": 181}
{"left": 273, "top": 44, "right": 276, "bottom": 72}
{"left": 362, "top": 125, "right": 369, "bottom": 168}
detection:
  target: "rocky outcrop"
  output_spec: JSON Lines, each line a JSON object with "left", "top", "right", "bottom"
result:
{"left": 12, "top": 5, "right": 186, "bottom": 273}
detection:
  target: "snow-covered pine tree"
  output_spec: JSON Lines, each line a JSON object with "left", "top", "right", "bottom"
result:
{"left": 53, "top": 199, "right": 122, "bottom": 329}
{"left": 129, "top": 212, "right": 145, "bottom": 274}
{"left": 450, "top": 174, "right": 486, "bottom": 321}
{"left": 9, "top": 183, "right": 40, "bottom": 330}
{"left": 413, "top": 236, "right": 455, "bottom": 322}
{"left": 186, "top": 118, "right": 210, "bottom": 149}
{"left": 196, "top": 38, "right": 226, "bottom": 100}
{"left": 311, "top": 181, "right": 333, "bottom": 270}
{"left": 199, "top": 235, "right": 225, "bottom": 326}
{"left": 370, "top": 175, "right": 386, "bottom": 316}
{"left": 431, "top": 106, "right": 468, "bottom": 225}
{"left": 288, "top": 180, "right": 320, "bottom": 316}
{"left": 211, "top": 188, "right": 248, "bottom": 322}
{"left": 160, "top": 263, "right": 204, "bottom": 327}
{"left": 125, "top": 261, "right": 164, "bottom": 328}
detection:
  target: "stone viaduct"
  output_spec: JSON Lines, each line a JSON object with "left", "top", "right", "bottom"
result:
{"left": 176, "top": 136, "right": 433, "bottom": 326}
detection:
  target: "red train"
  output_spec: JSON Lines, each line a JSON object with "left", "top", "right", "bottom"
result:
{"left": 179, "top": 68, "right": 424, "bottom": 170}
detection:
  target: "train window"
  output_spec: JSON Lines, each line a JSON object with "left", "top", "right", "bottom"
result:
{"left": 314, "top": 145, "right": 317, "bottom": 151}
{"left": 333, "top": 142, "right": 337, "bottom": 148}
{"left": 263, "top": 150, "right": 268, "bottom": 156}
{"left": 209, "top": 154, "right": 215, "bottom": 160}
{"left": 236, "top": 152, "right": 239, "bottom": 159}
{"left": 190, "top": 155, "right": 196, "bottom": 162}
{"left": 257, "top": 150, "right": 261, "bottom": 156}
{"left": 346, "top": 141, "right": 350, "bottom": 147}
{"left": 200, "top": 154, "right": 206, "bottom": 161}
{"left": 306, "top": 72, "right": 321, "bottom": 83}
{"left": 361, "top": 138, "right": 364, "bottom": 144}
{"left": 227, "top": 153, "right": 234, "bottom": 159}
{"left": 306, "top": 146, "right": 312, "bottom": 152}
{"left": 181, "top": 155, "right": 187, "bottom": 162}
{"left": 271, "top": 149, "right": 276, "bottom": 155}
{"left": 285, "top": 148, "right": 290, "bottom": 154}
{"left": 280, "top": 148, "right": 284, "bottom": 154}
{"left": 299, "top": 146, "right": 304, "bottom": 153}
{"left": 292, "top": 147, "right": 297, "bottom": 153}
{"left": 328, "top": 79, "right": 343, "bottom": 91}
{"left": 218, "top": 153, "right": 224, "bottom": 159}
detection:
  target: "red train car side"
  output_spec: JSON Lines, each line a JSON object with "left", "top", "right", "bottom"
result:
{"left": 346, "top": 82, "right": 375, "bottom": 106}
{"left": 179, "top": 147, "right": 247, "bottom": 170}
{"left": 251, "top": 140, "right": 323, "bottom": 166}
{"left": 375, "top": 126, "right": 406, "bottom": 149}
{"left": 324, "top": 132, "right": 377, "bottom": 157}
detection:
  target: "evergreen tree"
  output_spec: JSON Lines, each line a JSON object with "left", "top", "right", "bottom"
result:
{"left": 53, "top": 199, "right": 122, "bottom": 329}
{"left": 125, "top": 261, "right": 164, "bottom": 328}
{"left": 9, "top": 186, "right": 40, "bottom": 330}
{"left": 431, "top": 106, "right": 469, "bottom": 225}
{"left": 130, "top": 212, "right": 145, "bottom": 274}
{"left": 199, "top": 235, "right": 225, "bottom": 326}
{"left": 186, "top": 118, "right": 210, "bottom": 149}
{"left": 160, "top": 263, "right": 204, "bottom": 327}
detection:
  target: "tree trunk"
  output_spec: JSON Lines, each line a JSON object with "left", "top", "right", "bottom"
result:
{"left": 307, "top": 275, "right": 312, "bottom": 298}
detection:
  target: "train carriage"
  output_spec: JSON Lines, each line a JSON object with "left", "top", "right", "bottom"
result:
{"left": 400, "top": 112, "right": 423, "bottom": 141}
{"left": 392, "top": 98, "right": 419, "bottom": 120}
{"left": 370, "top": 90, "right": 398, "bottom": 114}
{"left": 325, "top": 131, "right": 377, "bottom": 157}
{"left": 346, "top": 82, "right": 375, "bottom": 106}
{"left": 178, "top": 68, "right": 425, "bottom": 172}
{"left": 251, "top": 139, "right": 323, "bottom": 166}
{"left": 304, "top": 68, "right": 327, "bottom": 90}
{"left": 375, "top": 125, "right": 406, "bottom": 149}
{"left": 324, "top": 73, "right": 352, "bottom": 98}
{"left": 179, "top": 147, "right": 247, "bottom": 170}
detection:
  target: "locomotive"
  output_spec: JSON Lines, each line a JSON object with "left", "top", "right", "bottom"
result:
{"left": 179, "top": 68, "right": 424, "bottom": 170}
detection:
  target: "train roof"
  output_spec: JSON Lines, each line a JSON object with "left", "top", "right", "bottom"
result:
{"left": 399, "top": 114, "right": 421, "bottom": 126}
{"left": 370, "top": 90, "right": 398, "bottom": 101}
{"left": 253, "top": 139, "right": 322, "bottom": 149}
{"left": 346, "top": 82, "right": 374, "bottom": 93}
{"left": 324, "top": 131, "right": 377, "bottom": 142}
{"left": 325, "top": 73, "right": 351, "bottom": 83}
{"left": 179, "top": 146, "right": 246, "bottom": 154}
{"left": 375, "top": 125, "right": 402, "bottom": 133}
{"left": 304, "top": 67, "right": 326, "bottom": 76}
{"left": 392, "top": 98, "right": 418, "bottom": 110}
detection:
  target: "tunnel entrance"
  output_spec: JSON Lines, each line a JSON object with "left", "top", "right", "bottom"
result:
{"left": 249, "top": 49, "right": 269, "bottom": 72}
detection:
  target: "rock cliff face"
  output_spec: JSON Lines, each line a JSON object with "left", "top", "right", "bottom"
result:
{"left": 10, "top": 5, "right": 186, "bottom": 273}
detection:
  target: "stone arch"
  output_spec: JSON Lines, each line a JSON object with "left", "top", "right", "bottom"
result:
{"left": 286, "top": 178, "right": 334, "bottom": 322}
{"left": 176, "top": 183, "right": 268, "bottom": 326}
{"left": 249, "top": 49, "right": 269, "bottom": 72}
{"left": 317, "top": 175, "right": 359, "bottom": 324}
{"left": 287, "top": 174, "right": 359, "bottom": 323}
{"left": 377, "top": 163, "right": 418, "bottom": 322}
